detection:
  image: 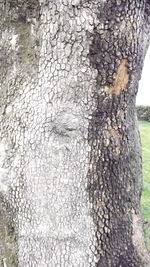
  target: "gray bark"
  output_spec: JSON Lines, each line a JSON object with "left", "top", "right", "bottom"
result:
{"left": 0, "top": 0, "right": 150, "bottom": 266}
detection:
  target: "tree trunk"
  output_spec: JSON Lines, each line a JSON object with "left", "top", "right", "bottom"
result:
{"left": 0, "top": 1, "right": 150, "bottom": 266}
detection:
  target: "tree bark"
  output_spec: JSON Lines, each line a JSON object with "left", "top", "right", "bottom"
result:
{"left": 0, "top": 0, "right": 150, "bottom": 266}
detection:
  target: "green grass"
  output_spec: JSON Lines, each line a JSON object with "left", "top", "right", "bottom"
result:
{"left": 139, "top": 121, "right": 150, "bottom": 250}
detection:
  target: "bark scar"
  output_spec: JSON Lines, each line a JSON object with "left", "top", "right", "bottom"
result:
{"left": 105, "top": 59, "right": 129, "bottom": 95}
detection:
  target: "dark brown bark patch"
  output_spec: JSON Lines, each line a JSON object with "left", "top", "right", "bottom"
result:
{"left": 105, "top": 59, "right": 129, "bottom": 95}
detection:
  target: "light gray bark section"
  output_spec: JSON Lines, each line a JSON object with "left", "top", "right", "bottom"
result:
{"left": 0, "top": 1, "right": 99, "bottom": 266}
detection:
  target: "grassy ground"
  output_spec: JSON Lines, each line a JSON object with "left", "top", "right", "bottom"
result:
{"left": 139, "top": 121, "right": 150, "bottom": 250}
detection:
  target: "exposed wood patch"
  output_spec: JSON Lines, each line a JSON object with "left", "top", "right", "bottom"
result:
{"left": 107, "top": 128, "right": 120, "bottom": 137}
{"left": 105, "top": 59, "right": 129, "bottom": 95}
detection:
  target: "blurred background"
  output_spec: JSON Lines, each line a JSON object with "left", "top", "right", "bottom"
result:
{"left": 136, "top": 47, "right": 150, "bottom": 106}
{"left": 137, "top": 46, "right": 150, "bottom": 251}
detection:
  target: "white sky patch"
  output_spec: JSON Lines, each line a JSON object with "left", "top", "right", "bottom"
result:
{"left": 136, "top": 46, "right": 150, "bottom": 106}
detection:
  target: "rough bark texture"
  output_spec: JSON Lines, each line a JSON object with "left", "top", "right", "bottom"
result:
{"left": 0, "top": 0, "right": 150, "bottom": 266}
